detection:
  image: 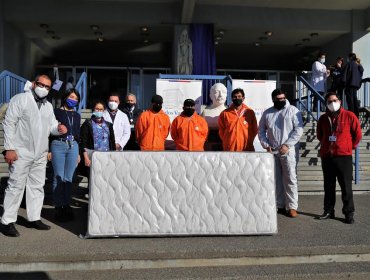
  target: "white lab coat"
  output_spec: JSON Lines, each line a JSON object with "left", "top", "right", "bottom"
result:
{"left": 311, "top": 60, "right": 328, "bottom": 92}
{"left": 103, "top": 109, "right": 131, "bottom": 150}
{"left": 258, "top": 100, "right": 303, "bottom": 210}
{"left": 1, "top": 81, "right": 60, "bottom": 225}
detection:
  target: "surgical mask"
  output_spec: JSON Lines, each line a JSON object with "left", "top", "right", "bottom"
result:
{"left": 327, "top": 101, "right": 340, "bottom": 112}
{"left": 273, "top": 100, "right": 286, "bottom": 110}
{"left": 320, "top": 58, "right": 325, "bottom": 64}
{"left": 108, "top": 101, "right": 118, "bottom": 110}
{"left": 66, "top": 98, "right": 78, "bottom": 108}
{"left": 232, "top": 99, "right": 243, "bottom": 107}
{"left": 152, "top": 104, "right": 162, "bottom": 113}
{"left": 183, "top": 108, "right": 195, "bottom": 117}
{"left": 34, "top": 86, "right": 49, "bottom": 99}
{"left": 93, "top": 111, "right": 104, "bottom": 118}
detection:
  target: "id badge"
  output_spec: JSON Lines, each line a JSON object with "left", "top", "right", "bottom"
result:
{"left": 130, "top": 124, "right": 134, "bottom": 129}
{"left": 329, "top": 135, "right": 336, "bottom": 142}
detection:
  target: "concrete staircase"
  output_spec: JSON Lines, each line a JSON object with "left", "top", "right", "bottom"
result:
{"left": 297, "top": 111, "right": 370, "bottom": 192}
{"left": 0, "top": 109, "right": 369, "bottom": 194}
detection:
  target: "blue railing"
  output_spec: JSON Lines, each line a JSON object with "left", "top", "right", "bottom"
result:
{"left": 0, "top": 70, "right": 28, "bottom": 105}
{"left": 296, "top": 74, "right": 366, "bottom": 185}
{"left": 75, "top": 72, "right": 87, "bottom": 112}
{"left": 159, "top": 74, "right": 233, "bottom": 105}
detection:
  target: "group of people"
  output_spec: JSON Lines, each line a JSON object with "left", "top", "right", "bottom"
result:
{"left": 311, "top": 52, "right": 364, "bottom": 117}
{"left": 0, "top": 73, "right": 363, "bottom": 237}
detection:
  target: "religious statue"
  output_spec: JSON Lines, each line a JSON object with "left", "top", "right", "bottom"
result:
{"left": 177, "top": 29, "right": 193, "bottom": 75}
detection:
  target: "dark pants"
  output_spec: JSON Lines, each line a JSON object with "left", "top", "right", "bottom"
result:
{"left": 345, "top": 87, "right": 359, "bottom": 117}
{"left": 321, "top": 156, "right": 354, "bottom": 215}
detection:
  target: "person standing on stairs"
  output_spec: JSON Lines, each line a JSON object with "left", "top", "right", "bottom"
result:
{"left": 258, "top": 89, "right": 303, "bottom": 218}
{"left": 317, "top": 92, "right": 362, "bottom": 224}
{"left": 48, "top": 89, "right": 81, "bottom": 222}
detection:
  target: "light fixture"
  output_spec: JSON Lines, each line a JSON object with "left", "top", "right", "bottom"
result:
{"left": 141, "top": 26, "right": 149, "bottom": 33}
{"left": 90, "top": 25, "right": 100, "bottom": 31}
{"left": 258, "top": 36, "right": 268, "bottom": 41}
{"left": 254, "top": 42, "right": 261, "bottom": 47}
{"left": 218, "top": 29, "right": 225, "bottom": 35}
{"left": 215, "top": 41, "right": 219, "bottom": 45}
{"left": 143, "top": 39, "right": 150, "bottom": 44}
{"left": 97, "top": 37, "right": 104, "bottom": 42}
{"left": 310, "top": 32, "right": 319, "bottom": 37}
{"left": 265, "top": 31, "right": 273, "bottom": 36}
{"left": 94, "top": 31, "right": 103, "bottom": 36}
{"left": 40, "top": 23, "right": 49, "bottom": 29}
{"left": 302, "top": 38, "right": 310, "bottom": 42}
{"left": 52, "top": 36, "right": 60, "bottom": 40}
{"left": 215, "top": 36, "right": 222, "bottom": 41}
{"left": 46, "top": 30, "right": 55, "bottom": 35}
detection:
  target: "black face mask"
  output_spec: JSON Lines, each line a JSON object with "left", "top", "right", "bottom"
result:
{"left": 232, "top": 98, "right": 243, "bottom": 107}
{"left": 152, "top": 104, "right": 162, "bottom": 113}
{"left": 273, "top": 100, "right": 286, "bottom": 110}
{"left": 126, "top": 103, "right": 135, "bottom": 109}
{"left": 183, "top": 108, "right": 195, "bottom": 117}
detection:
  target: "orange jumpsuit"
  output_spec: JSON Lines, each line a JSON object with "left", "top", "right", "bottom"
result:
{"left": 170, "top": 112, "right": 208, "bottom": 151}
{"left": 136, "top": 109, "right": 170, "bottom": 150}
{"left": 218, "top": 104, "right": 258, "bottom": 151}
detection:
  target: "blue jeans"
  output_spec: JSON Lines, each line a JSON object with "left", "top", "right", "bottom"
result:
{"left": 50, "top": 140, "right": 79, "bottom": 207}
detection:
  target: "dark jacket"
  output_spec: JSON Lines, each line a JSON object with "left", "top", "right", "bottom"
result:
{"left": 121, "top": 106, "right": 143, "bottom": 127}
{"left": 342, "top": 60, "right": 364, "bottom": 89}
{"left": 317, "top": 108, "right": 362, "bottom": 158}
{"left": 79, "top": 118, "right": 116, "bottom": 154}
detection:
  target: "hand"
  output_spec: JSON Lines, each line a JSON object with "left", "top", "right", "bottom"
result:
{"left": 58, "top": 123, "right": 68, "bottom": 134}
{"left": 115, "top": 144, "right": 122, "bottom": 151}
{"left": 4, "top": 150, "right": 18, "bottom": 165}
{"left": 279, "top": 144, "right": 289, "bottom": 155}
{"left": 47, "top": 152, "right": 52, "bottom": 161}
{"left": 266, "top": 147, "right": 272, "bottom": 153}
{"left": 77, "top": 155, "right": 81, "bottom": 165}
{"left": 84, "top": 157, "right": 91, "bottom": 167}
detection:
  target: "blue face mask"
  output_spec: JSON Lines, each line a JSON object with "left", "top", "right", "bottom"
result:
{"left": 93, "top": 111, "right": 104, "bottom": 118}
{"left": 66, "top": 98, "right": 78, "bottom": 108}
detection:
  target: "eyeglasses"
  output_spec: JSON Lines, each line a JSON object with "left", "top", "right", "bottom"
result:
{"left": 327, "top": 99, "right": 339, "bottom": 104}
{"left": 35, "top": 81, "right": 51, "bottom": 91}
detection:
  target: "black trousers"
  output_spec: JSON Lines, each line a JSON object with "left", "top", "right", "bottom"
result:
{"left": 344, "top": 87, "right": 359, "bottom": 117}
{"left": 321, "top": 156, "right": 354, "bottom": 215}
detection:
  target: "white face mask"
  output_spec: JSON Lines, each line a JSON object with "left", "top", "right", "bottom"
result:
{"left": 34, "top": 86, "right": 49, "bottom": 99}
{"left": 327, "top": 101, "right": 340, "bottom": 112}
{"left": 320, "top": 58, "right": 325, "bottom": 64}
{"left": 108, "top": 101, "right": 118, "bottom": 110}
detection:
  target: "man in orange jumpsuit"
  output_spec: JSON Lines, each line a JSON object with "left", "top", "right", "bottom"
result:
{"left": 171, "top": 99, "right": 208, "bottom": 151}
{"left": 136, "top": 95, "right": 170, "bottom": 150}
{"left": 218, "top": 88, "right": 258, "bottom": 151}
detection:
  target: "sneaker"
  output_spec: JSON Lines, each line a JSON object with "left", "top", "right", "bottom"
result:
{"left": 277, "top": 208, "right": 286, "bottom": 215}
{"left": 1, "top": 223, "right": 20, "bottom": 237}
{"left": 344, "top": 213, "right": 355, "bottom": 224}
{"left": 29, "top": 220, "right": 51, "bottom": 230}
{"left": 318, "top": 211, "right": 335, "bottom": 220}
{"left": 287, "top": 209, "right": 298, "bottom": 218}
{"left": 64, "top": 205, "right": 75, "bottom": 221}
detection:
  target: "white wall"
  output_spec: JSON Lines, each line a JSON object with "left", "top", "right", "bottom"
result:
{"left": 354, "top": 32, "right": 370, "bottom": 79}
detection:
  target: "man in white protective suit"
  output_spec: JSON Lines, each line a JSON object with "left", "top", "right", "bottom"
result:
{"left": 1, "top": 74, "right": 67, "bottom": 237}
{"left": 258, "top": 89, "right": 303, "bottom": 218}
{"left": 102, "top": 92, "right": 131, "bottom": 150}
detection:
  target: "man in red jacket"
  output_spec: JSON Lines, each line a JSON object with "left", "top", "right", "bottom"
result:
{"left": 317, "top": 92, "right": 362, "bottom": 224}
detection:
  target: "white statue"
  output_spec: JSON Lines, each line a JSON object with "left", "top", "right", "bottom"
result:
{"left": 177, "top": 29, "right": 193, "bottom": 75}
{"left": 201, "top": 83, "right": 227, "bottom": 128}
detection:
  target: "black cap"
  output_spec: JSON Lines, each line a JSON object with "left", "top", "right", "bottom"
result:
{"left": 151, "top": 94, "right": 163, "bottom": 104}
{"left": 183, "top": 99, "right": 195, "bottom": 106}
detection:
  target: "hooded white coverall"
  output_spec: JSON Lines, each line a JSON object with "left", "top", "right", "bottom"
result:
{"left": 1, "top": 82, "right": 60, "bottom": 225}
{"left": 258, "top": 100, "right": 303, "bottom": 210}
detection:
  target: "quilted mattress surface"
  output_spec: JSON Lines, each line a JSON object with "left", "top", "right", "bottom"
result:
{"left": 86, "top": 151, "right": 277, "bottom": 237}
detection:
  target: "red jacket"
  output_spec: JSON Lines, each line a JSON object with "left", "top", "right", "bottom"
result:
{"left": 317, "top": 108, "right": 362, "bottom": 158}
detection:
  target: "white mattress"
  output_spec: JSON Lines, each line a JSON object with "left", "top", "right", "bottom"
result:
{"left": 86, "top": 151, "right": 277, "bottom": 237}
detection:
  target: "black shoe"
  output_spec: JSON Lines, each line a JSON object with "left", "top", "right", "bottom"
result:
{"left": 64, "top": 205, "right": 75, "bottom": 221}
{"left": 1, "top": 223, "right": 20, "bottom": 237}
{"left": 277, "top": 208, "right": 286, "bottom": 215}
{"left": 344, "top": 213, "right": 355, "bottom": 224}
{"left": 29, "top": 220, "right": 51, "bottom": 230}
{"left": 55, "top": 207, "right": 68, "bottom": 222}
{"left": 318, "top": 211, "right": 335, "bottom": 220}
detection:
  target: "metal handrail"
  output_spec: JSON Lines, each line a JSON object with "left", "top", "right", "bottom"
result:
{"left": 75, "top": 72, "right": 87, "bottom": 112}
{"left": 0, "top": 70, "right": 28, "bottom": 105}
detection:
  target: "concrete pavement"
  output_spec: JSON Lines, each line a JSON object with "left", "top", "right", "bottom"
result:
{"left": 1, "top": 193, "right": 370, "bottom": 279}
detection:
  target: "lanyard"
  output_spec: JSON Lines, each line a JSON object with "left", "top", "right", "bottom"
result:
{"left": 63, "top": 107, "right": 74, "bottom": 134}
{"left": 327, "top": 115, "right": 338, "bottom": 134}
